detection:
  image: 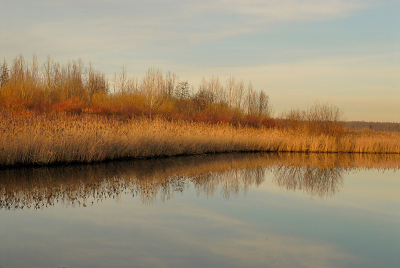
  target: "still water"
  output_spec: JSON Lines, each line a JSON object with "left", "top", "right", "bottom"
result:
{"left": 0, "top": 153, "right": 399, "bottom": 268}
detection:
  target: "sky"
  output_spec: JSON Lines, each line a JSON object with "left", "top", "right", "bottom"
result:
{"left": 1, "top": 0, "right": 399, "bottom": 122}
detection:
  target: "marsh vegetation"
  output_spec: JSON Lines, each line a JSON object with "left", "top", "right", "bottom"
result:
{"left": 1, "top": 55, "right": 399, "bottom": 167}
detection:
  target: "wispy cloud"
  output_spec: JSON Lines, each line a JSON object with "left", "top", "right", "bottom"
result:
{"left": 0, "top": 0, "right": 374, "bottom": 58}
{"left": 17, "top": 0, "right": 374, "bottom": 48}
{"left": 186, "top": 0, "right": 370, "bottom": 21}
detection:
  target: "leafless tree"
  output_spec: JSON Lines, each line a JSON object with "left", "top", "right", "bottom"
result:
{"left": 0, "top": 60, "right": 9, "bottom": 88}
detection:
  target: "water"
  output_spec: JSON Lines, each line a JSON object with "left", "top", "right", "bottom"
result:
{"left": 0, "top": 153, "right": 399, "bottom": 268}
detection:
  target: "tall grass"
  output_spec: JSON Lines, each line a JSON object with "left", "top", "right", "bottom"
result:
{"left": 1, "top": 113, "right": 400, "bottom": 167}
{"left": 0, "top": 113, "right": 274, "bottom": 166}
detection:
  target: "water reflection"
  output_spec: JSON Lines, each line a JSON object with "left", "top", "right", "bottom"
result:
{"left": 273, "top": 165, "right": 344, "bottom": 197}
{"left": 1, "top": 153, "right": 399, "bottom": 210}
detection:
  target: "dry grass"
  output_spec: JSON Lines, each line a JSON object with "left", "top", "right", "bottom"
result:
{"left": 0, "top": 113, "right": 271, "bottom": 166}
{"left": 1, "top": 113, "right": 400, "bottom": 167}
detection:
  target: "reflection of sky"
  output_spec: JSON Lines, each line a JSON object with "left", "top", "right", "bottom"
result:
{"left": 1, "top": 0, "right": 400, "bottom": 121}
{"left": 1, "top": 170, "right": 399, "bottom": 268}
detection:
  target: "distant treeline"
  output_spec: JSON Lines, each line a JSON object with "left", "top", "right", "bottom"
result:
{"left": 0, "top": 55, "right": 273, "bottom": 127}
{"left": 345, "top": 121, "right": 400, "bottom": 132}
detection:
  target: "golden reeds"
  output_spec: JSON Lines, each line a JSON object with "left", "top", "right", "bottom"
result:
{"left": 1, "top": 113, "right": 400, "bottom": 167}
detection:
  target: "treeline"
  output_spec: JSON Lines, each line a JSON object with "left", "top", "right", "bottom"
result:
{"left": 0, "top": 55, "right": 273, "bottom": 127}
{"left": 2, "top": 54, "right": 368, "bottom": 137}
{"left": 345, "top": 121, "right": 400, "bottom": 132}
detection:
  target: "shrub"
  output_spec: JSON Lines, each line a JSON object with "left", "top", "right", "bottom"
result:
{"left": 280, "top": 102, "right": 345, "bottom": 136}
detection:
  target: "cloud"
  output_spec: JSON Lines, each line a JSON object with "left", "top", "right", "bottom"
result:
{"left": 0, "top": 0, "right": 375, "bottom": 60}
{"left": 208, "top": 235, "right": 358, "bottom": 268}
{"left": 187, "top": 0, "right": 370, "bottom": 21}
{"left": 23, "top": 0, "right": 373, "bottom": 48}
{"left": 5, "top": 198, "right": 357, "bottom": 268}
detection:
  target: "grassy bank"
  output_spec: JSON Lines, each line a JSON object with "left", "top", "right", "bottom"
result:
{"left": 1, "top": 113, "right": 400, "bottom": 167}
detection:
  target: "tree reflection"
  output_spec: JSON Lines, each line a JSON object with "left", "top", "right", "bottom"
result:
{"left": 1, "top": 153, "right": 399, "bottom": 210}
{"left": 273, "top": 165, "right": 344, "bottom": 198}
{"left": 190, "top": 168, "right": 266, "bottom": 199}
{"left": 0, "top": 153, "right": 269, "bottom": 210}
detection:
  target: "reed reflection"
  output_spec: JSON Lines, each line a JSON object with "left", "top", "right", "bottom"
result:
{"left": 1, "top": 153, "right": 399, "bottom": 210}
{"left": 0, "top": 154, "right": 269, "bottom": 210}
{"left": 273, "top": 165, "right": 344, "bottom": 197}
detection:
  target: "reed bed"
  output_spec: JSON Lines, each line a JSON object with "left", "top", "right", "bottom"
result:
{"left": 1, "top": 113, "right": 400, "bottom": 167}
{"left": 0, "top": 113, "right": 270, "bottom": 166}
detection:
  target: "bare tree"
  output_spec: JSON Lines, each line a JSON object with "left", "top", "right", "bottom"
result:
{"left": 118, "top": 66, "right": 128, "bottom": 94}
{"left": 0, "top": 59, "right": 9, "bottom": 88}
{"left": 126, "top": 76, "right": 139, "bottom": 94}
{"left": 226, "top": 77, "right": 235, "bottom": 109}
{"left": 87, "top": 62, "right": 108, "bottom": 100}
{"left": 194, "top": 78, "right": 216, "bottom": 112}
{"left": 257, "top": 90, "right": 269, "bottom": 117}
{"left": 208, "top": 76, "right": 225, "bottom": 104}
{"left": 175, "top": 81, "right": 190, "bottom": 100}
{"left": 164, "top": 71, "right": 178, "bottom": 97}
{"left": 234, "top": 79, "right": 245, "bottom": 110}
{"left": 245, "top": 81, "right": 257, "bottom": 115}
{"left": 141, "top": 67, "right": 165, "bottom": 117}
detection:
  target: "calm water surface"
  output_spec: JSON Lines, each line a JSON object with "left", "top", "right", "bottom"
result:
{"left": 0, "top": 153, "right": 399, "bottom": 268}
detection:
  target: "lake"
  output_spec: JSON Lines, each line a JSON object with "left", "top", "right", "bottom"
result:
{"left": 0, "top": 153, "right": 399, "bottom": 268}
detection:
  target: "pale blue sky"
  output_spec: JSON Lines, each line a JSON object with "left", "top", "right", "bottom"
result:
{"left": 1, "top": 0, "right": 399, "bottom": 121}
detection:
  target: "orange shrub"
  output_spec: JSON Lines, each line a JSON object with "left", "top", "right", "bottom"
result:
{"left": 51, "top": 97, "right": 87, "bottom": 114}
